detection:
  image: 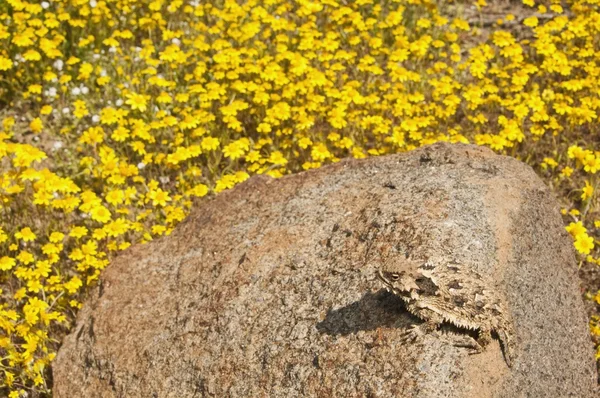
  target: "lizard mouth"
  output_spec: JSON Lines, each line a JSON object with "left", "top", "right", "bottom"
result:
{"left": 377, "top": 270, "right": 396, "bottom": 292}
{"left": 377, "top": 269, "right": 390, "bottom": 285}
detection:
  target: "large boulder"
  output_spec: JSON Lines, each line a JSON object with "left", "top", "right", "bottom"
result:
{"left": 52, "top": 143, "right": 597, "bottom": 397}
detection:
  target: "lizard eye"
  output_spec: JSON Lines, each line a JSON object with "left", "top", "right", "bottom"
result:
{"left": 390, "top": 273, "right": 400, "bottom": 281}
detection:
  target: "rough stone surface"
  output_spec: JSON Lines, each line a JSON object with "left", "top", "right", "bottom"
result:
{"left": 53, "top": 143, "right": 597, "bottom": 397}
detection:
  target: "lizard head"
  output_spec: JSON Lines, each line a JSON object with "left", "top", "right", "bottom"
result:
{"left": 377, "top": 260, "right": 421, "bottom": 297}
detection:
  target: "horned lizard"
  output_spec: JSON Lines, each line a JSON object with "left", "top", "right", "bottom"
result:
{"left": 377, "top": 258, "right": 514, "bottom": 367}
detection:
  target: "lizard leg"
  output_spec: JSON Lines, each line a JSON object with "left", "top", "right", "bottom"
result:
{"left": 468, "top": 327, "right": 512, "bottom": 368}
{"left": 465, "top": 327, "right": 492, "bottom": 356}
{"left": 449, "top": 334, "right": 481, "bottom": 350}
{"left": 400, "top": 319, "right": 438, "bottom": 343}
{"left": 401, "top": 306, "right": 444, "bottom": 343}
{"left": 476, "top": 327, "right": 492, "bottom": 349}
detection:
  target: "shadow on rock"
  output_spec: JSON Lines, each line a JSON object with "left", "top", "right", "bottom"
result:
{"left": 316, "top": 289, "right": 418, "bottom": 336}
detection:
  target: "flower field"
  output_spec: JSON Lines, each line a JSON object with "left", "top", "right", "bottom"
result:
{"left": 0, "top": 0, "right": 599, "bottom": 395}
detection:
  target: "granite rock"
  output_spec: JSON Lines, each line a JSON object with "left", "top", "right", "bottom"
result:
{"left": 52, "top": 143, "right": 598, "bottom": 397}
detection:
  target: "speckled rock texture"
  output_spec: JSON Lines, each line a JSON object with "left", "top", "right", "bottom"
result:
{"left": 53, "top": 143, "right": 597, "bottom": 397}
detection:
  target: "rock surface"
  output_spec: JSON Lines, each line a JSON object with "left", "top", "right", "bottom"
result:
{"left": 53, "top": 143, "right": 597, "bottom": 397}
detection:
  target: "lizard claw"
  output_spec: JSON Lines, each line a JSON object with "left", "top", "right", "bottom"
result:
{"left": 399, "top": 324, "right": 426, "bottom": 343}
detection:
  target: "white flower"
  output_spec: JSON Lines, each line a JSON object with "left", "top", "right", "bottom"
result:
{"left": 62, "top": 107, "right": 70, "bottom": 114}
{"left": 115, "top": 99, "right": 123, "bottom": 106}
{"left": 137, "top": 162, "right": 146, "bottom": 169}
{"left": 53, "top": 141, "right": 64, "bottom": 150}
{"left": 92, "top": 115, "right": 100, "bottom": 123}
{"left": 159, "top": 176, "right": 170, "bottom": 184}
{"left": 53, "top": 59, "right": 64, "bottom": 71}
{"left": 41, "top": 2, "right": 50, "bottom": 9}
{"left": 80, "top": 86, "right": 89, "bottom": 95}
{"left": 71, "top": 87, "right": 81, "bottom": 96}
{"left": 172, "top": 38, "right": 181, "bottom": 46}
{"left": 89, "top": 0, "right": 97, "bottom": 7}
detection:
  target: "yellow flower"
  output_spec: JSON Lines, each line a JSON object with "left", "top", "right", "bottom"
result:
{"left": 70, "top": 226, "right": 88, "bottom": 238}
{"left": 574, "top": 234, "right": 594, "bottom": 255}
{"left": 156, "top": 92, "right": 172, "bottom": 104}
{"left": 29, "top": 118, "right": 43, "bottom": 134}
{"left": 581, "top": 181, "right": 594, "bottom": 201}
{"left": 223, "top": 139, "right": 250, "bottom": 159}
{"left": 152, "top": 225, "right": 167, "bottom": 235}
{"left": 82, "top": 240, "right": 98, "bottom": 256}
{"left": 187, "top": 184, "right": 209, "bottom": 197}
{"left": 12, "top": 144, "right": 47, "bottom": 167}
{"left": 28, "top": 84, "right": 42, "bottom": 94}
{"left": 257, "top": 122, "right": 272, "bottom": 133}
{"left": 90, "top": 205, "right": 112, "bottom": 223}
{"left": 77, "top": 62, "right": 94, "bottom": 80}
{"left": 35, "top": 261, "right": 51, "bottom": 278}
{"left": 15, "top": 227, "right": 37, "bottom": 242}
{"left": 105, "top": 189, "right": 125, "bottom": 206}
{"left": 298, "top": 137, "right": 312, "bottom": 149}
{"left": 311, "top": 143, "right": 331, "bottom": 161}
{"left": 12, "top": 31, "right": 35, "bottom": 47}
{"left": 100, "top": 107, "right": 119, "bottom": 125}
{"left": 73, "top": 100, "right": 89, "bottom": 119}
{"left": 104, "top": 218, "right": 129, "bottom": 237}
{"left": 541, "top": 157, "right": 558, "bottom": 169}
{"left": 234, "top": 171, "right": 249, "bottom": 183}
{"left": 267, "top": 151, "right": 288, "bottom": 166}
{"left": 111, "top": 126, "right": 130, "bottom": 142}
{"left": 23, "top": 49, "right": 42, "bottom": 61}
{"left": 148, "top": 188, "right": 171, "bottom": 207}
{"left": 79, "top": 126, "right": 105, "bottom": 145}
{"left": 27, "top": 279, "right": 43, "bottom": 293}
{"left": 97, "top": 75, "right": 111, "bottom": 86}
{"left": 14, "top": 287, "right": 26, "bottom": 300}
{"left": 125, "top": 92, "right": 149, "bottom": 112}
{"left": 523, "top": 17, "right": 538, "bottom": 28}
{"left": 0, "top": 56, "right": 13, "bottom": 70}
{"left": 201, "top": 136, "right": 219, "bottom": 151}
{"left": 583, "top": 154, "right": 599, "bottom": 174}
{"left": 569, "top": 209, "right": 581, "bottom": 217}
{"left": 565, "top": 221, "right": 586, "bottom": 238}
{"left": 560, "top": 167, "right": 574, "bottom": 178}
{"left": 64, "top": 276, "right": 83, "bottom": 294}
{"left": 17, "top": 250, "right": 35, "bottom": 265}
{"left": 0, "top": 256, "right": 16, "bottom": 271}
{"left": 567, "top": 145, "right": 585, "bottom": 160}
{"left": 214, "top": 175, "right": 237, "bottom": 193}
